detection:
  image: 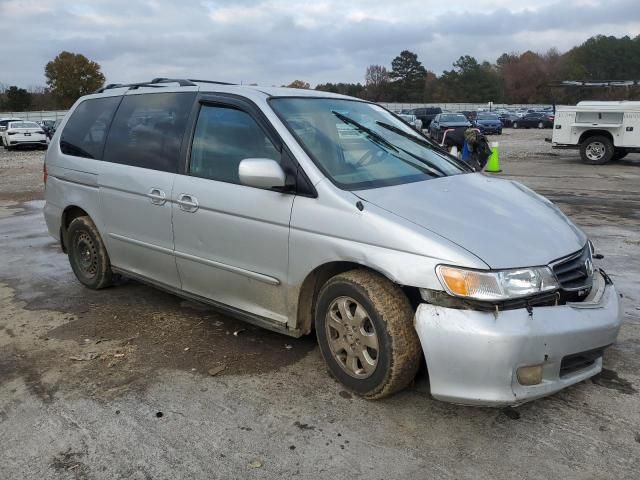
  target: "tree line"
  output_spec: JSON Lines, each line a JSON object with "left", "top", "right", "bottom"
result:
{"left": 2, "top": 34, "right": 640, "bottom": 112}
{"left": 304, "top": 34, "right": 640, "bottom": 104}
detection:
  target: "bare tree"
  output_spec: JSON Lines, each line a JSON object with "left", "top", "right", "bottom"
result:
{"left": 365, "top": 65, "right": 389, "bottom": 100}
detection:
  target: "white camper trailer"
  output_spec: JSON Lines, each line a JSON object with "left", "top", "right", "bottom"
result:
{"left": 551, "top": 101, "right": 640, "bottom": 164}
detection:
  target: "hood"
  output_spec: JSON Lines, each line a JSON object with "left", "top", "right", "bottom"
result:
{"left": 476, "top": 118, "right": 501, "bottom": 125}
{"left": 355, "top": 173, "right": 586, "bottom": 269}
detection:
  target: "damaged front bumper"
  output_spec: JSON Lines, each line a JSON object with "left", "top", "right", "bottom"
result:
{"left": 414, "top": 271, "right": 622, "bottom": 406}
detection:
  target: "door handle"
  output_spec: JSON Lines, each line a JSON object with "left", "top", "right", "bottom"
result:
{"left": 146, "top": 188, "right": 167, "bottom": 205}
{"left": 177, "top": 193, "right": 199, "bottom": 213}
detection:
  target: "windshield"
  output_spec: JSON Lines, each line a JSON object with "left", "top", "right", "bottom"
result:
{"left": 440, "top": 114, "right": 468, "bottom": 122}
{"left": 270, "top": 98, "right": 468, "bottom": 190}
{"left": 476, "top": 113, "right": 499, "bottom": 120}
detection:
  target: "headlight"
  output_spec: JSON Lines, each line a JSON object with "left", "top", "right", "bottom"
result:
{"left": 434, "top": 265, "right": 559, "bottom": 301}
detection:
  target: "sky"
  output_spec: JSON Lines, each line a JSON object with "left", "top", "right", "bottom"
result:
{"left": 1, "top": 0, "right": 639, "bottom": 88}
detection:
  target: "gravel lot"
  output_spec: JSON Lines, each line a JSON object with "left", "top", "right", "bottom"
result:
{"left": 1, "top": 130, "right": 639, "bottom": 479}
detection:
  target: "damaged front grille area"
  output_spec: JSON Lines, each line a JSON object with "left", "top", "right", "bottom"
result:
{"left": 552, "top": 245, "right": 594, "bottom": 302}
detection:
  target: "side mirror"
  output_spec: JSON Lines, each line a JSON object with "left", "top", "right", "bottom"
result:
{"left": 238, "top": 158, "right": 286, "bottom": 190}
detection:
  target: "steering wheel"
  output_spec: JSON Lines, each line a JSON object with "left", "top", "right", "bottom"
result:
{"left": 355, "top": 148, "right": 387, "bottom": 167}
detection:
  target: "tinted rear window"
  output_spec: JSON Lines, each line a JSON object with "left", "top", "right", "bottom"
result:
{"left": 10, "top": 122, "right": 40, "bottom": 129}
{"left": 103, "top": 92, "right": 194, "bottom": 173}
{"left": 61, "top": 96, "right": 121, "bottom": 159}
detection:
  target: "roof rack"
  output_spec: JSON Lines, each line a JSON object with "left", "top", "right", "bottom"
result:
{"left": 94, "top": 77, "right": 236, "bottom": 94}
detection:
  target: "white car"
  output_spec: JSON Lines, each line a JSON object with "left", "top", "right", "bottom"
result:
{"left": 1, "top": 120, "right": 48, "bottom": 150}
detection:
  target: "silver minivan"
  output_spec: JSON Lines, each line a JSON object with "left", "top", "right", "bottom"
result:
{"left": 44, "top": 79, "right": 621, "bottom": 406}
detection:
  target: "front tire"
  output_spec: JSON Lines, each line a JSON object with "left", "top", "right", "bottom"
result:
{"left": 537, "top": 121, "right": 544, "bottom": 129}
{"left": 67, "top": 216, "right": 113, "bottom": 289}
{"left": 512, "top": 122, "right": 519, "bottom": 129}
{"left": 580, "top": 136, "right": 614, "bottom": 165}
{"left": 315, "top": 269, "right": 421, "bottom": 399}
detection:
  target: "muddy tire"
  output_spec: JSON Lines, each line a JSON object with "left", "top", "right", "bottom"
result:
{"left": 315, "top": 269, "right": 421, "bottom": 399}
{"left": 67, "top": 216, "right": 113, "bottom": 289}
{"left": 580, "top": 135, "right": 614, "bottom": 165}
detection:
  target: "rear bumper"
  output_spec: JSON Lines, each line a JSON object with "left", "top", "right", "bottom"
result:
{"left": 414, "top": 271, "right": 621, "bottom": 406}
{"left": 7, "top": 139, "right": 47, "bottom": 146}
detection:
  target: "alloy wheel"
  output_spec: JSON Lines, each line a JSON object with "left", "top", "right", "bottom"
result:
{"left": 325, "top": 296, "right": 379, "bottom": 379}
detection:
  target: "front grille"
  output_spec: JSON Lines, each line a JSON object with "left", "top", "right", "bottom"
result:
{"left": 552, "top": 245, "right": 593, "bottom": 292}
{"left": 560, "top": 347, "right": 605, "bottom": 377}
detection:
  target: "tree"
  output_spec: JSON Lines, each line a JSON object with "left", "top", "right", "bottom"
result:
{"left": 5, "top": 86, "right": 31, "bottom": 111}
{"left": 364, "top": 65, "right": 389, "bottom": 100}
{"left": 286, "top": 80, "right": 310, "bottom": 89}
{"left": 436, "top": 55, "right": 502, "bottom": 103}
{"left": 389, "top": 50, "right": 427, "bottom": 101}
{"left": 390, "top": 50, "right": 426, "bottom": 83}
{"left": 45, "top": 51, "right": 105, "bottom": 108}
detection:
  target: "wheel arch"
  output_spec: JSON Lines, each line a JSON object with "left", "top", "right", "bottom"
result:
{"left": 579, "top": 129, "right": 614, "bottom": 145}
{"left": 294, "top": 261, "right": 419, "bottom": 336}
{"left": 60, "top": 205, "right": 91, "bottom": 253}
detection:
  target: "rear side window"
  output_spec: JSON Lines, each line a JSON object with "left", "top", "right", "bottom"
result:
{"left": 103, "top": 92, "right": 195, "bottom": 173}
{"left": 189, "top": 105, "right": 279, "bottom": 184}
{"left": 60, "top": 97, "right": 121, "bottom": 159}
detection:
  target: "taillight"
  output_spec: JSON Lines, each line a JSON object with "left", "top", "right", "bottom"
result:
{"left": 43, "top": 163, "right": 48, "bottom": 185}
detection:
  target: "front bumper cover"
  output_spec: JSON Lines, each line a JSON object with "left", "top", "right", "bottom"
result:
{"left": 414, "top": 270, "right": 622, "bottom": 406}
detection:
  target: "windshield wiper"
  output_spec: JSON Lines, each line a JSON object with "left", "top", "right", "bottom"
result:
{"left": 332, "top": 111, "right": 445, "bottom": 178}
{"left": 333, "top": 112, "right": 444, "bottom": 177}
{"left": 331, "top": 111, "right": 398, "bottom": 153}
{"left": 375, "top": 121, "right": 474, "bottom": 173}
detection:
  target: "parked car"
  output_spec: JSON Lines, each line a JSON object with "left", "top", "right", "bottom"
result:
{"left": 458, "top": 110, "right": 476, "bottom": 122}
{"left": 473, "top": 112, "right": 503, "bottom": 135}
{"left": 551, "top": 100, "right": 640, "bottom": 164}
{"left": 1, "top": 120, "right": 47, "bottom": 150}
{"left": 499, "top": 113, "right": 520, "bottom": 127}
{"left": 429, "top": 113, "right": 471, "bottom": 143}
{"left": 0, "top": 117, "right": 22, "bottom": 136}
{"left": 405, "top": 107, "right": 442, "bottom": 129}
{"left": 44, "top": 79, "right": 621, "bottom": 406}
{"left": 512, "top": 112, "right": 554, "bottom": 129}
{"left": 397, "top": 113, "right": 423, "bottom": 131}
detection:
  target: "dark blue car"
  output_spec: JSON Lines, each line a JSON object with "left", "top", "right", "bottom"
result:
{"left": 474, "top": 112, "right": 502, "bottom": 135}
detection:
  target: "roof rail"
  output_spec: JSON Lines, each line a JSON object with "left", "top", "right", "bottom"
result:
{"left": 187, "top": 78, "right": 236, "bottom": 85}
{"left": 93, "top": 77, "right": 236, "bottom": 94}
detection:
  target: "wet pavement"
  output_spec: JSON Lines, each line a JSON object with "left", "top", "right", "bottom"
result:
{"left": 1, "top": 132, "right": 640, "bottom": 479}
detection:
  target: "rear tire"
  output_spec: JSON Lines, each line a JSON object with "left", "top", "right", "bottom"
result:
{"left": 537, "top": 122, "right": 544, "bottom": 129}
{"left": 315, "top": 269, "right": 421, "bottom": 399}
{"left": 67, "top": 216, "right": 113, "bottom": 289}
{"left": 580, "top": 136, "right": 614, "bottom": 165}
{"left": 512, "top": 122, "right": 519, "bottom": 129}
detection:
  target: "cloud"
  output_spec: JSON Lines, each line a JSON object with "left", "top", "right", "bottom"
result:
{"left": 0, "top": 0, "right": 639, "bottom": 88}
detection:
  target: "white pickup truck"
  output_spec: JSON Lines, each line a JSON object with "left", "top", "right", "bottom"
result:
{"left": 551, "top": 101, "right": 640, "bottom": 164}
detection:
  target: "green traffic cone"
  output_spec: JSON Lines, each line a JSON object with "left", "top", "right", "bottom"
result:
{"left": 485, "top": 141, "right": 502, "bottom": 173}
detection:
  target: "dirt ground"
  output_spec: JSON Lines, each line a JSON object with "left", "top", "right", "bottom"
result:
{"left": 1, "top": 129, "right": 639, "bottom": 479}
